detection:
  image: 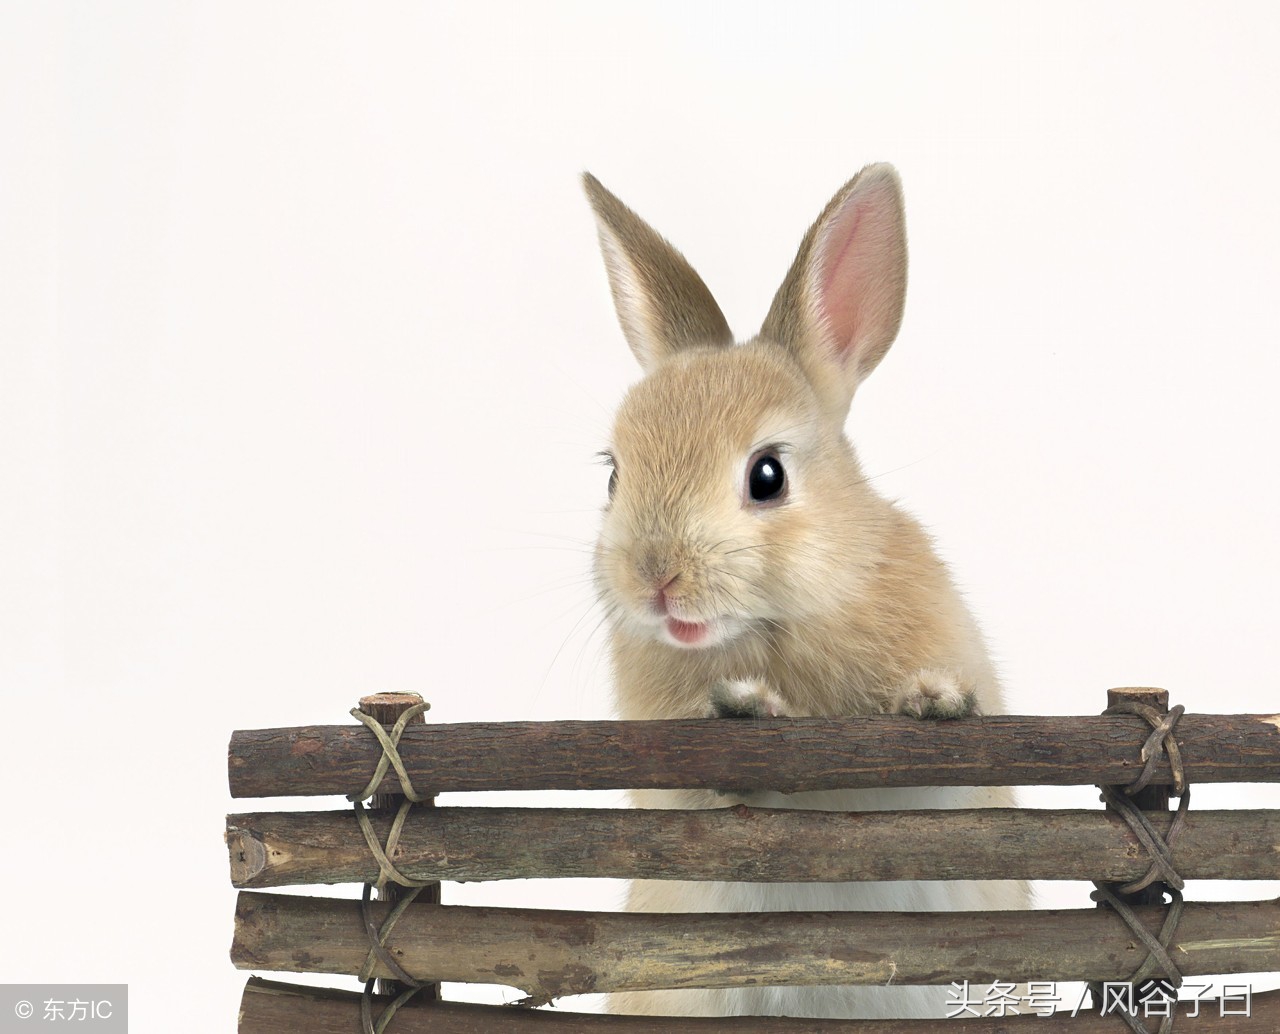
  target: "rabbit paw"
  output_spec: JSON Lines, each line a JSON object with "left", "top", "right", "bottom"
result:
{"left": 709, "top": 678, "right": 788, "bottom": 719}
{"left": 892, "top": 668, "right": 978, "bottom": 720}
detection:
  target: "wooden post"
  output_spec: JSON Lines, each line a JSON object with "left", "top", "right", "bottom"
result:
{"left": 1105, "top": 688, "right": 1173, "bottom": 893}
{"left": 1100, "top": 687, "right": 1174, "bottom": 1010}
{"left": 357, "top": 692, "right": 440, "bottom": 1004}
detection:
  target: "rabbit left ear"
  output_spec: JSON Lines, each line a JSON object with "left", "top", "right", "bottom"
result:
{"left": 583, "top": 173, "right": 733, "bottom": 372}
{"left": 760, "top": 164, "right": 908, "bottom": 419}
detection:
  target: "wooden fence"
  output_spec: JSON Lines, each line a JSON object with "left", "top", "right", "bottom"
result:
{"left": 227, "top": 688, "right": 1280, "bottom": 1031}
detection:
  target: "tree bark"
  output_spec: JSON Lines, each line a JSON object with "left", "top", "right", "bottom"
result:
{"left": 226, "top": 805, "right": 1280, "bottom": 888}
{"left": 227, "top": 713, "right": 1280, "bottom": 799}
{"left": 230, "top": 891, "right": 1280, "bottom": 1000}
{"left": 238, "top": 977, "right": 1280, "bottom": 1033}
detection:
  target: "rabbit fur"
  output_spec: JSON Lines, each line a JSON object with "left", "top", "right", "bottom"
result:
{"left": 584, "top": 164, "right": 1029, "bottom": 1019}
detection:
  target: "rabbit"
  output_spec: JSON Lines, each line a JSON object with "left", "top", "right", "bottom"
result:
{"left": 582, "top": 163, "right": 1031, "bottom": 1020}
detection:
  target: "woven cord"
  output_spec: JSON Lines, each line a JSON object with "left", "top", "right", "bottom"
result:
{"left": 1088, "top": 700, "right": 1189, "bottom": 1034}
{"left": 357, "top": 880, "right": 428, "bottom": 1033}
{"left": 347, "top": 701, "right": 432, "bottom": 804}
{"left": 360, "top": 981, "right": 423, "bottom": 1034}
{"left": 347, "top": 700, "right": 435, "bottom": 1032}
{"left": 354, "top": 799, "right": 435, "bottom": 894}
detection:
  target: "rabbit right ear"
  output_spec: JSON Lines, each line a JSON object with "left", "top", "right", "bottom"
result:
{"left": 583, "top": 173, "right": 733, "bottom": 371}
{"left": 760, "top": 164, "right": 908, "bottom": 421}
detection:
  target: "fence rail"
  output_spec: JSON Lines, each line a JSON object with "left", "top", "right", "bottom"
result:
{"left": 239, "top": 977, "right": 1280, "bottom": 1033}
{"left": 227, "top": 712, "right": 1280, "bottom": 798}
{"left": 231, "top": 891, "right": 1280, "bottom": 999}
{"left": 227, "top": 805, "right": 1280, "bottom": 887}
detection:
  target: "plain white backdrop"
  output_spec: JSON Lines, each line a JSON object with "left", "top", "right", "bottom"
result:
{"left": 3, "top": 2, "right": 1279, "bottom": 1028}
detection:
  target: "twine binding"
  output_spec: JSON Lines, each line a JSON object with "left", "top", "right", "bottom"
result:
{"left": 347, "top": 701, "right": 432, "bottom": 804}
{"left": 348, "top": 699, "right": 436, "bottom": 1033}
{"left": 1090, "top": 699, "right": 1189, "bottom": 1034}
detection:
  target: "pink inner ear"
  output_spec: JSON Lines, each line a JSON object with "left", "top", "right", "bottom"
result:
{"left": 814, "top": 181, "right": 903, "bottom": 372}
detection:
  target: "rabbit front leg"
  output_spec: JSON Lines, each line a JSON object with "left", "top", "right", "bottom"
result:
{"left": 890, "top": 667, "right": 979, "bottom": 719}
{"left": 708, "top": 677, "right": 788, "bottom": 719}
{"left": 710, "top": 671, "right": 978, "bottom": 720}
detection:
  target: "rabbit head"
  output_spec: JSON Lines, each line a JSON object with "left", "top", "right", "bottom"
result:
{"left": 585, "top": 165, "right": 910, "bottom": 662}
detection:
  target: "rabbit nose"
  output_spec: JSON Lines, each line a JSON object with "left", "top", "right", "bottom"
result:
{"left": 636, "top": 542, "right": 673, "bottom": 594}
{"left": 653, "top": 572, "right": 682, "bottom": 614}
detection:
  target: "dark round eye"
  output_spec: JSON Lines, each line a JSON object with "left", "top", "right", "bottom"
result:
{"left": 748, "top": 452, "right": 786, "bottom": 504}
{"left": 607, "top": 466, "right": 618, "bottom": 499}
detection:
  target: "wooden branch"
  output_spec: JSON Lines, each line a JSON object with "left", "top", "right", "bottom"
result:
{"left": 227, "top": 712, "right": 1280, "bottom": 798}
{"left": 230, "top": 891, "right": 1280, "bottom": 999}
{"left": 238, "top": 977, "right": 1280, "bottom": 1033}
{"left": 227, "top": 805, "right": 1280, "bottom": 888}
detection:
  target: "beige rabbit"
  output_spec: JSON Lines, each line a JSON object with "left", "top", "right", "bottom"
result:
{"left": 584, "top": 164, "right": 1029, "bottom": 1019}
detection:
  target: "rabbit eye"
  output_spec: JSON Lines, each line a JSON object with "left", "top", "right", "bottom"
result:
{"left": 747, "top": 451, "right": 787, "bottom": 505}
{"left": 597, "top": 450, "right": 618, "bottom": 500}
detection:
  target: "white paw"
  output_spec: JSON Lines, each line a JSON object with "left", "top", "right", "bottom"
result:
{"left": 892, "top": 668, "right": 977, "bottom": 719}
{"left": 709, "top": 678, "right": 788, "bottom": 719}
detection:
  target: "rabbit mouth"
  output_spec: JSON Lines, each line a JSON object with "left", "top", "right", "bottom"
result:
{"left": 666, "top": 616, "right": 711, "bottom": 646}
{"left": 660, "top": 614, "right": 747, "bottom": 650}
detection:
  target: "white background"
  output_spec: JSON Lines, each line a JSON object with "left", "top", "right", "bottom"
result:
{"left": 3, "top": 2, "right": 1279, "bottom": 1029}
